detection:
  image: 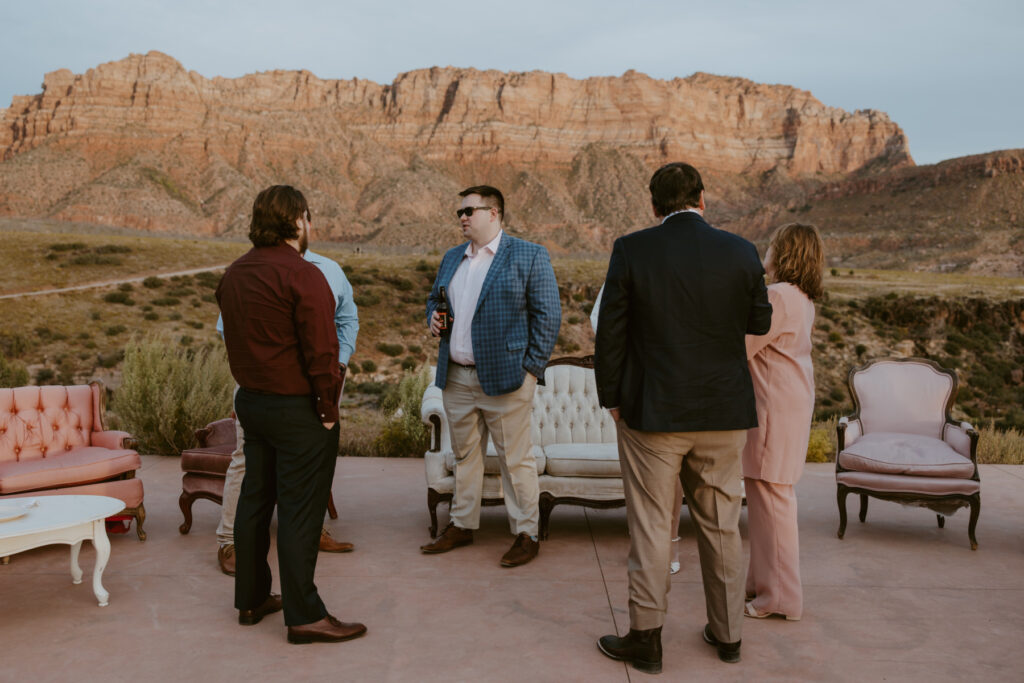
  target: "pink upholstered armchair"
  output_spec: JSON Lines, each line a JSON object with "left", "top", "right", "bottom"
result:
{"left": 0, "top": 381, "right": 146, "bottom": 540}
{"left": 836, "top": 358, "right": 979, "bottom": 549}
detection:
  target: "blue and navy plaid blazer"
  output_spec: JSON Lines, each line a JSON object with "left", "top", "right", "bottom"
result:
{"left": 427, "top": 233, "right": 561, "bottom": 396}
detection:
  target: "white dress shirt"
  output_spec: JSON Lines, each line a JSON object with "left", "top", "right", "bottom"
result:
{"left": 448, "top": 230, "right": 503, "bottom": 365}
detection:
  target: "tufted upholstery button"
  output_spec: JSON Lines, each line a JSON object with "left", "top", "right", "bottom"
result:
{"left": 66, "top": 445, "right": 73, "bottom": 451}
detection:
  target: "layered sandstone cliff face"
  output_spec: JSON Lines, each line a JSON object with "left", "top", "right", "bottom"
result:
{"left": 0, "top": 51, "right": 915, "bottom": 252}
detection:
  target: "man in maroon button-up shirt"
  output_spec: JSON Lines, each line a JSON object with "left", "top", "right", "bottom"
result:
{"left": 216, "top": 185, "right": 366, "bottom": 644}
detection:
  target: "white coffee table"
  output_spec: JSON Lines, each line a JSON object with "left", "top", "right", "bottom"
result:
{"left": 0, "top": 495, "right": 125, "bottom": 607}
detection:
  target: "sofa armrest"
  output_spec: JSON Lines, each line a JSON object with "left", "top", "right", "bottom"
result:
{"left": 92, "top": 430, "right": 137, "bottom": 451}
{"left": 836, "top": 417, "right": 862, "bottom": 452}
{"left": 424, "top": 450, "right": 449, "bottom": 487}
{"left": 421, "top": 384, "right": 450, "bottom": 454}
{"left": 943, "top": 421, "right": 978, "bottom": 462}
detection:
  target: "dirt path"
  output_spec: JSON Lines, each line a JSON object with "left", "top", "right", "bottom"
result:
{"left": 0, "top": 265, "right": 229, "bottom": 300}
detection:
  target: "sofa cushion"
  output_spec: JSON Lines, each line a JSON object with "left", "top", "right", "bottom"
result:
{"left": 837, "top": 470, "right": 980, "bottom": 496}
{"left": 3, "top": 476, "right": 144, "bottom": 508}
{"left": 181, "top": 445, "right": 235, "bottom": 477}
{"left": 443, "top": 444, "right": 546, "bottom": 475}
{"left": 839, "top": 432, "right": 975, "bottom": 478}
{"left": 538, "top": 474, "right": 625, "bottom": 499}
{"left": 542, "top": 443, "right": 621, "bottom": 478}
{"left": 0, "top": 447, "right": 141, "bottom": 494}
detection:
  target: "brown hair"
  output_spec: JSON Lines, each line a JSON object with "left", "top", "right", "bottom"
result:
{"left": 459, "top": 185, "right": 504, "bottom": 220}
{"left": 649, "top": 162, "right": 703, "bottom": 216}
{"left": 768, "top": 223, "right": 825, "bottom": 300}
{"left": 248, "top": 185, "right": 309, "bottom": 247}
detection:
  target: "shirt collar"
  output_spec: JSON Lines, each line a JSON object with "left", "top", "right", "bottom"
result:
{"left": 661, "top": 208, "right": 702, "bottom": 224}
{"left": 465, "top": 230, "right": 503, "bottom": 258}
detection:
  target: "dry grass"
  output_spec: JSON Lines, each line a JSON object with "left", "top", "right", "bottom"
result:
{"left": 824, "top": 268, "right": 1024, "bottom": 301}
{"left": 977, "top": 422, "right": 1024, "bottom": 465}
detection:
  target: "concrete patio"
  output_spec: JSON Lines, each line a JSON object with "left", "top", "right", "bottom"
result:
{"left": 2, "top": 456, "right": 1022, "bottom": 682}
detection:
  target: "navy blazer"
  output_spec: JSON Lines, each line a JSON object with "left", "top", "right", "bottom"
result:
{"left": 594, "top": 212, "right": 772, "bottom": 432}
{"left": 428, "top": 233, "right": 562, "bottom": 396}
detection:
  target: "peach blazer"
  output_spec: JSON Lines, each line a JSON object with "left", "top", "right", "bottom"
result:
{"left": 742, "top": 282, "right": 815, "bottom": 485}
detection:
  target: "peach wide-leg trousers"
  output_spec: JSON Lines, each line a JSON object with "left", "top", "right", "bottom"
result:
{"left": 744, "top": 477, "right": 803, "bottom": 619}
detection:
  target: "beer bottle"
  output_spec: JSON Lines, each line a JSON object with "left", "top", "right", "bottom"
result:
{"left": 437, "top": 286, "right": 452, "bottom": 337}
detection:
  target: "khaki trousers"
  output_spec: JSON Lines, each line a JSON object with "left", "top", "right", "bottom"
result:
{"left": 617, "top": 422, "right": 746, "bottom": 642}
{"left": 443, "top": 364, "right": 539, "bottom": 537}
{"left": 744, "top": 478, "right": 803, "bottom": 619}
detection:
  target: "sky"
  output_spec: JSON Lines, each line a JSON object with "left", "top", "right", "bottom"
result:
{"left": 2, "top": 0, "right": 1021, "bottom": 165}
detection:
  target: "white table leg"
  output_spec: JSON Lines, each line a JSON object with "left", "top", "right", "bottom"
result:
{"left": 91, "top": 520, "right": 111, "bottom": 607}
{"left": 70, "top": 541, "right": 84, "bottom": 584}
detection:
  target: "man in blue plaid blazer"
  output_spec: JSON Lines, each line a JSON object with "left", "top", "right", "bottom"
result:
{"left": 420, "top": 185, "right": 561, "bottom": 567}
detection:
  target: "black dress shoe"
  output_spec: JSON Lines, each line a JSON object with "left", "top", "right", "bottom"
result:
{"left": 702, "top": 624, "right": 741, "bottom": 663}
{"left": 238, "top": 593, "right": 283, "bottom": 625}
{"left": 597, "top": 627, "right": 662, "bottom": 674}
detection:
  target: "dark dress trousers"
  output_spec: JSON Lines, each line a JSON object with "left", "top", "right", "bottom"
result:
{"left": 594, "top": 212, "right": 772, "bottom": 432}
{"left": 216, "top": 244, "right": 342, "bottom": 627}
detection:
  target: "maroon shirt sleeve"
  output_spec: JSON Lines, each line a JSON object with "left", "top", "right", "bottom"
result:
{"left": 291, "top": 265, "right": 342, "bottom": 423}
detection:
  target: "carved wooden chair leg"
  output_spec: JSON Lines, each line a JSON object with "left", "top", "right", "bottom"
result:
{"left": 134, "top": 503, "right": 147, "bottom": 541}
{"left": 539, "top": 494, "right": 555, "bottom": 541}
{"left": 936, "top": 514, "right": 945, "bottom": 528}
{"left": 179, "top": 492, "right": 194, "bottom": 535}
{"left": 327, "top": 492, "right": 338, "bottom": 520}
{"left": 968, "top": 495, "right": 980, "bottom": 551}
{"left": 427, "top": 488, "right": 441, "bottom": 538}
{"left": 858, "top": 494, "right": 869, "bottom": 523}
{"left": 837, "top": 486, "right": 849, "bottom": 539}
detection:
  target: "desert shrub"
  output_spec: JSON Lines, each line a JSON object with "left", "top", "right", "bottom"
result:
{"left": 64, "top": 254, "right": 121, "bottom": 266}
{"left": 828, "top": 331, "right": 843, "bottom": 344}
{"left": 169, "top": 312, "right": 182, "bottom": 320}
{"left": 401, "top": 356, "right": 418, "bottom": 371}
{"left": 35, "top": 367, "right": 56, "bottom": 384}
{"left": 829, "top": 387, "right": 845, "bottom": 402}
{"left": 191, "top": 299, "right": 201, "bottom": 308}
{"left": 380, "top": 275, "right": 414, "bottom": 291}
{"left": 830, "top": 268, "right": 839, "bottom": 277}
{"left": 0, "top": 352, "right": 29, "bottom": 387}
{"left": 415, "top": 260, "right": 434, "bottom": 273}
{"left": 96, "top": 350, "right": 124, "bottom": 368}
{"left": 152, "top": 297, "right": 181, "bottom": 306}
{"left": 977, "top": 422, "right": 1024, "bottom": 464}
{"left": 166, "top": 287, "right": 195, "bottom": 297}
{"left": 377, "top": 342, "right": 404, "bottom": 357}
{"left": 48, "top": 242, "right": 86, "bottom": 252}
{"left": 346, "top": 363, "right": 359, "bottom": 375}
{"left": 0, "top": 332, "right": 29, "bottom": 358}
{"left": 374, "top": 367, "right": 431, "bottom": 457}
{"left": 180, "top": 335, "right": 194, "bottom": 346}
{"left": 201, "top": 293, "right": 216, "bottom": 303}
{"left": 91, "top": 311, "right": 102, "bottom": 321}
{"left": 355, "top": 381, "right": 386, "bottom": 395}
{"left": 57, "top": 357, "right": 76, "bottom": 385}
{"left": 95, "top": 244, "right": 132, "bottom": 254}
{"left": 348, "top": 274, "right": 373, "bottom": 286}
{"left": 118, "top": 282, "right": 134, "bottom": 292}
{"left": 354, "top": 292, "right": 380, "bottom": 307}
{"left": 944, "top": 339, "right": 962, "bottom": 356}
{"left": 407, "top": 344, "right": 422, "bottom": 355}
{"left": 105, "top": 325, "right": 127, "bottom": 336}
{"left": 855, "top": 343, "right": 867, "bottom": 358}
{"left": 143, "top": 276, "right": 164, "bottom": 288}
{"left": 194, "top": 271, "right": 221, "bottom": 289}
{"left": 361, "top": 360, "right": 377, "bottom": 373}
{"left": 187, "top": 321, "right": 204, "bottom": 329}
{"left": 114, "top": 336, "right": 233, "bottom": 455}
{"left": 103, "top": 291, "right": 134, "bottom": 305}
{"left": 806, "top": 419, "right": 836, "bottom": 462}
{"left": 567, "top": 315, "right": 582, "bottom": 325}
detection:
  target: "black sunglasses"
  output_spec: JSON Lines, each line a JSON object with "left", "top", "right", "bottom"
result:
{"left": 456, "top": 206, "right": 493, "bottom": 218}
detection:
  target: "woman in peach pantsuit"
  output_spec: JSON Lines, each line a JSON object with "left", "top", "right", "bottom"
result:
{"left": 743, "top": 223, "right": 824, "bottom": 622}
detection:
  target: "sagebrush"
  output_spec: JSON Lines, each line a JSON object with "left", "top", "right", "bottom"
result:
{"left": 373, "top": 367, "right": 431, "bottom": 457}
{"left": 114, "top": 336, "right": 233, "bottom": 455}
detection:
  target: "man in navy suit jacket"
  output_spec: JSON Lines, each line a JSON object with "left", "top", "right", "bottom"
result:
{"left": 595, "top": 163, "right": 771, "bottom": 671}
{"left": 420, "top": 185, "right": 561, "bottom": 567}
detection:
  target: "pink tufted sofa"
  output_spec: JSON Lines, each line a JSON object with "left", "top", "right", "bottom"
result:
{"left": 0, "top": 381, "right": 146, "bottom": 541}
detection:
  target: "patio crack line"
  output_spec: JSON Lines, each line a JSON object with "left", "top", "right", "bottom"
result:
{"left": 585, "top": 508, "right": 633, "bottom": 681}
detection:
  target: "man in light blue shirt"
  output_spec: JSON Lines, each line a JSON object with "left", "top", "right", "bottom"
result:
{"left": 216, "top": 246, "right": 359, "bottom": 575}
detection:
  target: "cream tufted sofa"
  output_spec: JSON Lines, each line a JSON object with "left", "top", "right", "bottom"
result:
{"left": 421, "top": 356, "right": 624, "bottom": 539}
{"left": 0, "top": 381, "right": 146, "bottom": 541}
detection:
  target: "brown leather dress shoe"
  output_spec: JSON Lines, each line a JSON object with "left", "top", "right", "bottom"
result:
{"left": 238, "top": 594, "right": 283, "bottom": 625}
{"left": 319, "top": 528, "right": 354, "bottom": 553}
{"left": 218, "top": 543, "right": 236, "bottom": 577}
{"left": 420, "top": 522, "right": 473, "bottom": 554}
{"left": 287, "top": 615, "right": 367, "bottom": 644}
{"left": 500, "top": 533, "right": 539, "bottom": 567}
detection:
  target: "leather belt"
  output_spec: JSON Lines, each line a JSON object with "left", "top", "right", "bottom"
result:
{"left": 449, "top": 360, "right": 476, "bottom": 369}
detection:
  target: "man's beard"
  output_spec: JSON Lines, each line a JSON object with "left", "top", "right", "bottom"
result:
{"left": 298, "top": 224, "right": 309, "bottom": 254}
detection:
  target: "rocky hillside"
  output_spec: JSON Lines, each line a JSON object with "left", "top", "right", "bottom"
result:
{"left": 1, "top": 52, "right": 909, "bottom": 250}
